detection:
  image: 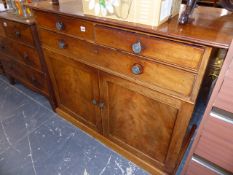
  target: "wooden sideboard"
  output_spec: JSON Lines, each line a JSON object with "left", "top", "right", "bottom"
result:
{"left": 26, "top": 1, "right": 233, "bottom": 174}
{"left": 0, "top": 12, "right": 56, "bottom": 108}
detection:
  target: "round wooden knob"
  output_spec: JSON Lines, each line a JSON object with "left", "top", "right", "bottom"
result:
{"left": 131, "top": 63, "right": 143, "bottom": 75}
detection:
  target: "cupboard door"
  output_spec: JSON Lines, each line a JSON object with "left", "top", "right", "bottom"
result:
{"left": 99, "top": 72, "right": 193, "bottom": 173}
{"left": 44, "top": 49, "right": 102, "bottom": 132}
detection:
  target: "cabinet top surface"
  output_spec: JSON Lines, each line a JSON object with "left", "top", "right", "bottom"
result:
{"left": 27, "top": 0, "right": 233, "bottom": 49}
{"left": 0, "top": 11, "right": 35, "bottom": 25}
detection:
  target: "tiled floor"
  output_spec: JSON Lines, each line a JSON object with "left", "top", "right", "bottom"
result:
{"left": 0, "top": 75, "right": 149, "bottom": 175}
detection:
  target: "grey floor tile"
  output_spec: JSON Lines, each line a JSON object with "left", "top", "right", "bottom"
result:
{"left": 0, "top": 82, "right": 33, "bottom": 121}
{"left": 0, "top": 103, "right": 54, "bottom": 147}
{"left": 0, "top": 137, "right": 35, "bottom": 175}
{"left": 14, "top": 83, "right": 52, "bottom": 110}
{"left": 0, "top": 122, "right": 10, "bottom": 154}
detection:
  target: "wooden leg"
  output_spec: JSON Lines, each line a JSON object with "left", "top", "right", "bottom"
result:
{"left": 179, "top": 0, "right": 198, "bottom": 24}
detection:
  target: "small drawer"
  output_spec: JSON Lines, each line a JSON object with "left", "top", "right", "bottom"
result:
{"left": 4, "top": 39, "right": 42, "bottom": 71}
{"left": 38, "top": 28, "right": 97, "bottom": 60}
{"left": 95, "top": 25, "right": 204, "bottom": 70}
{"left": 1, "top": 58, "right": 48, "bottom": 94}
{"left": 195, "top": 110, "right": 233, "bottom": 172}
{"left": 35, "top": 11, "right": 94, "bottom": 41}
{"left": 1, "top": 19, "right": 34, "bottom": 46}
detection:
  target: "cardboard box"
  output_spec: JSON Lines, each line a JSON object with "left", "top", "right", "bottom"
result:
{"left": 83, "top": 0, "right": 182, "bottom": 26}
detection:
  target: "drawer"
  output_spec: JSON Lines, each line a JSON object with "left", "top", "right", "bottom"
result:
{"left": 95, "top": 25, "right": 204, "bottom": 70}
{"left": 1, "top": 19, "right": 34, "bottom": 46}
{"left": 195, "top": 110, "right": 233, "bottom": 172}
{"left": 95, "top": 47, "right": 196, "bottom": 97}
{"left": 1, "top": 57, "right": 48, "bottom": 94}
{"left": 1, "top": 38, "right": 42, "bottom": 71}
{"left": 39, "top": 28, "right": 97, "bottom": 60}
{"left": 35, "top": 11, "right": 94, "bottom": 41}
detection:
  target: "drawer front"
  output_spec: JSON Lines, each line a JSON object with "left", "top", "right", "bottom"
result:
{"left": 1, "top": 58, "right": 48, "bottom": 94}
{"left": 187, "top": 158, "right": 219, "bottom": 175}
{"left": 35, "top": 11, "right": 94, "bottom": 41}
{"left": 95, "top": 25, "right": 204, "bottom": 70}
{"left": 95, "top": 47, "right": 196, "bottom": 97}
{"left": 194, "top": 111, "right": 233, "bottom": 172}
{"left": 2, "top": 38, "right": 42, "bottom": 71}
{"left": 39, "top": 28, "right": 97, "bottom": 61}
{"left": 1, "top": 19, "right": 34, "bottom": 46}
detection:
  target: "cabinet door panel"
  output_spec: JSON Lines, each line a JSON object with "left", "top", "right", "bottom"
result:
{"left": 44, "top": 49, "right": 101, "bottom": 132}
{"left": 100, "top": 72, "right": 188, "bottom": 172}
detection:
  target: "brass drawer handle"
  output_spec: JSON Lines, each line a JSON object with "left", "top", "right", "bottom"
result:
{"left": 58, "top": 39, "right": 67, "bottom": 49}
{"left": 15, "top": 31, "right": 21, "bottom": 38}
{"left": 56, "top": 21, "right": 64, "bottom": 31}
{"left": 132, "top": 41, "right": 142, "bottom": 54}
{"left": 131, "top": 63, "right": 143, "bottom": 75}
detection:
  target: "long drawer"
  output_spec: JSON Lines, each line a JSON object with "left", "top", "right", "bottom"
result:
{"left": 0, "top": 37, "right": 42, "bottom": 71}
{"left": 0, "top": 57, "right": 48, "bottom": 95}
{"left": 95, "top": 25, "right": 205, "bottom": 71}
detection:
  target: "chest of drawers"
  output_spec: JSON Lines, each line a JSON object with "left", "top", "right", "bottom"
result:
{"left": 0, "top": 12, "right": 56, "bottom": 108}
{"left": 27, "top": 1, "right": 233, "bottom": 174}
